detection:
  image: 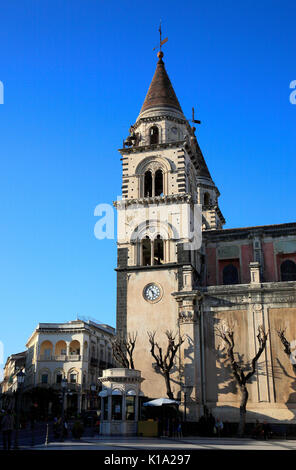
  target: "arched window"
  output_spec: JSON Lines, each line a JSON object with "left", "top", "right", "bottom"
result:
{"left": 55, "top": 369, "right": 64, "bottom": 384}
{"left": 68, "top": 369, "right": 79, "bottom": 383}
{"left": 142, "top": 236, "right": 151, "bottom": 266}
{"left": 155, "top": 169, "right": 163, "bottom": 196}
{"left": 55, "top": 340, "right": 67, "bottom": 357}
{"left": 69, "top": 340, "right": 80, "bottom": 356}
{"left": 144, "top": 171, "right": 152, "bottom": 197}
{"left": 39, "top": 369, "right": 51, "bottom": 384}
{"left": 40, "top": 341, "right": 53, "bottom": 360}
{"left": 154, "top": 235, "right": 164, "bottom": 265}
{"left": 149, "top": 126, "right": 159, "bottom": 145}
{"left": 280, "top": 260, "right": 296, "bottom": 281}
{"left": 204, "top": 192, "right": 210, "bottom": 206}
{"left": 41, "top": 373, "right": 48, "bottom": 384}
{"left": 223, "top": 264, "right": 239, "bottom": 285}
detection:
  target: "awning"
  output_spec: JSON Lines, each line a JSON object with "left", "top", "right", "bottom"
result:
{"left": 127, "top": 389, "right": 136, "bottom": 396}
{"left": 143, "top": 398, "right": 180, "bottom": 407}
{"left": 98, "top": 390, "right": 108, "bottom": 397}
{"left": 112, "top": 389, "right": 123, "bottom": 396}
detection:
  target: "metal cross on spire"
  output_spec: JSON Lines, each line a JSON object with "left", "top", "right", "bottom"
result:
{"left": 153, "top": 21, "right": 168, "bottom": 52}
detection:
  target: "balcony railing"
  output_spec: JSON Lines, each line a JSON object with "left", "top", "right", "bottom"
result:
{"left": 37, "top": 355, "right": 113, "bottom": 367}
{"left": 38, "top": 354, "right": 81, "bottom": 362}
{"left": 36, "top": 382, "right": 81, "bottom": 392}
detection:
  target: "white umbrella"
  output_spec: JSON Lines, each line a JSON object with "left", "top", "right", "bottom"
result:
{"left": 143, "top": 398, "right": 180, "bottom": 407}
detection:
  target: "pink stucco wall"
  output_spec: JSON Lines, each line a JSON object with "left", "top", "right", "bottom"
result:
{"left": 262, "top": 242, "right": 275, "bottom": 281}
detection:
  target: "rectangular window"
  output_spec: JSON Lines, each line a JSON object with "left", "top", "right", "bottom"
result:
{"left": 44, "top": 349, "right": 51, "bottom": 358}
{"left": 70, "top": 373, "right": 77, "bottom": 383}
{"left": 41, "top": 374, "right": 48, "bottom": 384}
{"left": 219, "top": 258, "right": 240, "bottom": 285}
{"left": 56, "top": 374, "right": 62, "bottom": 384}
{"left": 112, "top": 396, "right": 122, "bottom": 420}
{"left": 103, "top": 397, "right": 108, "bottom": 420}
{"left": 126, "top": 396, "right": 135, "bottom": 421}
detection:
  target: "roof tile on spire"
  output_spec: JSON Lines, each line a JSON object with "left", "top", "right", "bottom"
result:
{"left": 140, "top": 53, "right": 183, "bottom": 114}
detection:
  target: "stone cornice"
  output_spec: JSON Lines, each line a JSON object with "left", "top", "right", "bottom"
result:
{"left": 98, "top": 376, "right": 144, "bottom": 384}
{"left": 133, "top": 115, "right": 187, "bottom": 129}
{"left": 115, "top": 263, "right": 188, "bottom": 273}
{"left": 113, "top": 193, "right": 192, "bottom": 209}
{"left": 203, "top": 222, "right": 296, "bottom": 242}
{"left": 202, "top": 281, "right": 296, "bottom": 295}
{"left": 201, "top": 281, "right": 296, "bottom": 307}
{"left": 36, "top": 328, "right": 87, "bottom": 335}
{"left": 172, "top": 290, "right": 203, "bottom": 301}
{"left": 118, "top": 140, "right": 185, "bottom": 155}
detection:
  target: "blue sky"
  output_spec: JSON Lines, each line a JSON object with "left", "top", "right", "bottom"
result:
{"left": 0, "top": 0, "right": 295, "bottom": 367}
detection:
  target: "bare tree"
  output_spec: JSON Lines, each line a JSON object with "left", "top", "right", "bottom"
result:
{"left": 147, "top": 330, "right": 184, "bottom": 400}
{"left": 111, "top": 332, "right": 137, "bottom": 369}
{"left": 277, "top": 327, "right": 296, "bottom": 374}
{"left": 216, "top": 321, "right": 268, "bottom": 436}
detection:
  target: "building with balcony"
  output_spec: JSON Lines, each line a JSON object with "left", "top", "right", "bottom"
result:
{"left": 24, "top": 319, "right": 115, "bottom": 415}
{"left": 0, "top": 351, "right": 26, "bottom": 409}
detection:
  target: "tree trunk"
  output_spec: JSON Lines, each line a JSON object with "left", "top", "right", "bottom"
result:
{"left": 164, "top": 371, "right": 174, "bottom": 400}
{"left": 237, "top": 385, "right": 248, "bottom": 437}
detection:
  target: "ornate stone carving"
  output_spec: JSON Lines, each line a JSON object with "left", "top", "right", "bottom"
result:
{"left": 179, "top": 310, "right": 196, "bottom": 324}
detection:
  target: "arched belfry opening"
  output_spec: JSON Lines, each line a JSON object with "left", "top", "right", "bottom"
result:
{"left": 142, "top": 236, "right": 151, "bottom": 266}
{"left": 149, "top": 126, "right": 159, "bottom": 145}
{"left": 154, "top": 235, "right": 164, "bottom": 265}
{"left": 204, "top": 192, "right": 210, "bottom": 206}
{"left": 144, "top": 171, "right": 153, "bottom": 197}
{"left": 155, "top": 169, "right": 163, "bottom": 196}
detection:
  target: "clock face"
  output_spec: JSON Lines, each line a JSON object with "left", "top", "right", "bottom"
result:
{"left": 143, "top": 283, "right": 161, "bottom": 302}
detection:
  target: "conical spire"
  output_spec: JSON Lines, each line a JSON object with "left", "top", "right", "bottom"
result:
{"left": 139, "top": 52, "right": 184, "bottom": 116}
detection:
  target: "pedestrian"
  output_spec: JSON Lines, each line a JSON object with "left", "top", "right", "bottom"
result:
{"left": 215, "top": 417, "right": 224, "bottom": 437}
{"left": 252, "top": 420, "right": 263, "bottom": 439}
{"left": 2, "top": 410, "right": 14, "bottom": 451}
{"left": 263, "top": 421, "right": 270, "bottom": 440}
{"left": 53, "top": 416, "right": 60, "bottom": 439}
{"left": 94, "top": 418, "right": 100, "bottom": 435}
{"left": 177, "top": 421, "right": 183, "bottom": 438}
{"left": 208, "top": 412, "right": 215, "bottom": 436}
{"left": 63, "top": 419, "right": 68, "bottom": 438}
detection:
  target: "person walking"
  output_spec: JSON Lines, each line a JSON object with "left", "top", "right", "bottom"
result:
{"left": 263, "top": 421, "right": 270, "bottom": 440}
{"left": 177, "top": 421, "right": 183, "bottom": 439}
{"left": 215, "top": 417, "right": 224, "bottom": 437}
{"left": 2, "top": 410, "right": 14, "bottom": 451}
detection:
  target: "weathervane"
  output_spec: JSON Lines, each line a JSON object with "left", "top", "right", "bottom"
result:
{"left": 153, "top": 21, "right": 168, "bottom": 53}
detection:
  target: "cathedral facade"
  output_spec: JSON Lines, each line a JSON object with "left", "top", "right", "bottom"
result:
{"left": 115, "top": 50, "right": 296, "bottom": 425}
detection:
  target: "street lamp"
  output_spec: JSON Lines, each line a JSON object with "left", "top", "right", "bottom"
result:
{"left": 60, "top": 378, "right": 68, "bottom": 442}
{"left": 14, "top": 370, "right": 26, "bottom": 450}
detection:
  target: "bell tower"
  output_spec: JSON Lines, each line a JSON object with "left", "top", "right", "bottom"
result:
{"left": 115, "top": 49, "right": 225, "bottom": 417}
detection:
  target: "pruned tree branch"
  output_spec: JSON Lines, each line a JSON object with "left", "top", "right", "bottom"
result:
{"left": 215, "top": 321, "right": 268, "bottom": 436}
{"left": 147, "top": 330, "right": 184, "bottom": 399}
{"left": 111, "top": 332, "right": 137, "bottom": 369}
{"left": 277, "top": 327, "right": 296, "bottom": 374}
